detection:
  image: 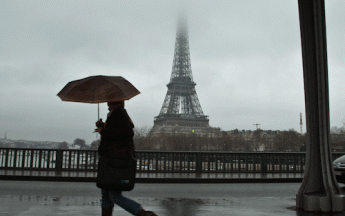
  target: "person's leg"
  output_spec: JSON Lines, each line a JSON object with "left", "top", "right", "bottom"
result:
{"left": 136, "top": 208, "right": 158, "bottom": 216}
{"left": 108, "top": 191, "right": 142, "bottom": 215}
{"left": 101, "top": 190, "right": 114, "bottom": 216}
{"left": 102, "top": 207, "right": 113, "bottom": 216}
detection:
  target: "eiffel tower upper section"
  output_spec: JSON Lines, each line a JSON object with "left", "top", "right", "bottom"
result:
{"left": 151, "top": 17, "right": 209, "bottom": 133}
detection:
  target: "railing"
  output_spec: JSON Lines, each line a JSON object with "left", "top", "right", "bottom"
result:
{"left": 1, "top": 148, "right": 344, "bottom": 173}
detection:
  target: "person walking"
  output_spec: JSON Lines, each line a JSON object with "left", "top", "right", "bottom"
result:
{"left": 95, "top": 101, "right": 157, "bottom": 216}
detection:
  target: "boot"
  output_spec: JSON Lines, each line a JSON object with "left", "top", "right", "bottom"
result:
{"left": 102, "top": 207, "right": 113, "bottom": 216}
{"left": 136, "top": 208, "right": 158, "bottom": 216}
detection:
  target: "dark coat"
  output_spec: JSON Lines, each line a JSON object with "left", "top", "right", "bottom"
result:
{"left": 98, "top": 107, "right": 135, "bottom": 159}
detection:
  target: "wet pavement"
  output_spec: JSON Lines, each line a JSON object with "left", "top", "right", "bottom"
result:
{"left": 1, "top": 180, "right": 345, "bottom": 215}
{"left": 0, "top": 195, "right": 296, "bottom": 216}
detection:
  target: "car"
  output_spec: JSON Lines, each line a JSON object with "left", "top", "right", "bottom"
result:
{"left": 333, "top": 155, "right": 345, "bottom": 182}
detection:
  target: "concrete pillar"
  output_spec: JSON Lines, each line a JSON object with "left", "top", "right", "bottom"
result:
{"left": 296, "top": 0, "right": 345, "bottom": 212}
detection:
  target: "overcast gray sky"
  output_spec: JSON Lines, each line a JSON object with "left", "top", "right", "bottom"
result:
{"left": 1, "top": 0, "right": 345, "bottom": 144}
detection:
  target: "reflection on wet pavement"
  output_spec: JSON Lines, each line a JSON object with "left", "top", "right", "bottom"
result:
{"left": 1, "top": 195, "right": 345, "bottom": 216}
{"left": 161, "top": 198, "right": 216, "bottom": 216}
{"left": 0, "top": 195, "right": 298, "bottom": 216}
{"left": 296, "top": 210, "right": 345, "bottom": 216}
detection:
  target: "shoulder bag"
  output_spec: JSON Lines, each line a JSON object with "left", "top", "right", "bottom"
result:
{"left": 96, "top": 157, "right": 137, "bottom": 191}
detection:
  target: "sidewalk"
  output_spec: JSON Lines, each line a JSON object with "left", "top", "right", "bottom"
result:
{"left": 0, "top": 169, "right": 303, "bottom": 183}
{"left": 1, "top": 180, "right": 345, "bottom": 215}
{"left": 0, "top": 180, "right": 345, "bottom": 216}
{"left": 0, "top": 195, "right": 299, "bottom": 216}
{"left": 0, "top": 180, "right": 303, "bottom": 216}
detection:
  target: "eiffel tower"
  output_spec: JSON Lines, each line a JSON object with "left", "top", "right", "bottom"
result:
{"left": 149, "top": 18, "right": 215, "bottom": 137}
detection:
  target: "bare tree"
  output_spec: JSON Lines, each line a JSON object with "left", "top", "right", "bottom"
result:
{"left": 91, "top": 140, "right": 100, "bottom": 149}
{"left": 252, "top": 129, "right": 263, "bottom": 151}
{"left": 271, "top": 130, "right": 303, "bottom": 152}
{"left": 73, "top": 138, "right": 86, "bottom": 149}
{"left": 133, "top": 126, "right": 155, "bottom": 150}
{"left": 229, "top": 135, "right": 244, "bottom": 151}
{"left": 58, "top": 141, "right": 69, "bottom": 149}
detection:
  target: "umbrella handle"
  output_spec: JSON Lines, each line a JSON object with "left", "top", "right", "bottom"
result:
{"left": 96, "top": 118, "right": 104, "bottom": 128}
{"left": 98, "top": 103, "right": 100, "bottom": 120}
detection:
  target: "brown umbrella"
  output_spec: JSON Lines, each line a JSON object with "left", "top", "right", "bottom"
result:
{"left": 57, "top": 75, "right": 140, "bottom": 103}
{"left": 57, "top": 75, "right": 140, "bottom": 119}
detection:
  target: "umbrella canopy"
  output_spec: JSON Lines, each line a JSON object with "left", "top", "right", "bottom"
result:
{"left": 57, "top": 75, "right": 140, "bottom": 103}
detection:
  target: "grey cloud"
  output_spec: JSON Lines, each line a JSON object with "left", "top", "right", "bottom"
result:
{"left": 1, "top": 1, "right": 345, "bottom": 143}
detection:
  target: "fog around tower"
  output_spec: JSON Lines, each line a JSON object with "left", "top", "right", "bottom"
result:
{"left": 1, "top": 1, "right": 345, "bottom": 144}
